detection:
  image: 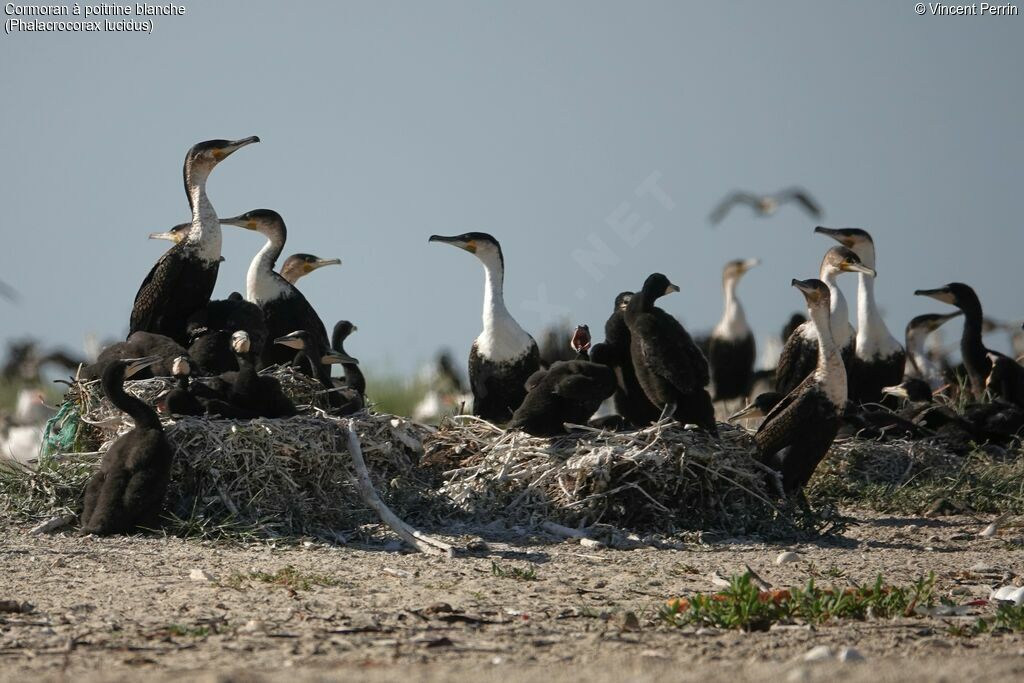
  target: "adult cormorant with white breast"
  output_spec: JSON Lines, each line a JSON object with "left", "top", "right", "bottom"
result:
{"left": 624, "top": 273, "right": 716, "bottom": 434}
{"left": 129, "top": 137, "right": 259, "bottom": 344}
{"left": 775, "top": 246, "right": 874, "bottom": 396}
{"left": 755, "top": 279, "right": 845, "bottom": 502}
{"left": 221, "top": 210, "right": 332, "bottom": 383}
{"left": 814, "top": 227, "right": 905, "bottom": 403}
{"left": 708, "top": 258, "right": 759, "bottom": 402}
{"left": 428, "top": 232, "right": 540, "bottom": 422}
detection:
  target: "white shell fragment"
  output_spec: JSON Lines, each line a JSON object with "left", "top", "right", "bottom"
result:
{"left": 776, "top": 551, "right": 800, "bottom": 565}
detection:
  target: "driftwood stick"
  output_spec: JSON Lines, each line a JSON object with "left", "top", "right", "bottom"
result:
{"left": 542, "top": 521, "right": 591, "bottom": 539}
{"left": 344, "top": 425, "right": 454, "bottom": 557}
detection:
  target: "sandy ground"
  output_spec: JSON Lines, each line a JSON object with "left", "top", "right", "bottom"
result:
{"left": 2, "top": 510, "right": 1024, "bottom": 682}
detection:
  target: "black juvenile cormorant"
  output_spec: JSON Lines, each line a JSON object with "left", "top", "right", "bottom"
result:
{"left": 815, "top": 227, "right": 905, "bottom": 403}
{"left": 224, "top": 331, "right": 297, "bottom": 418}
{"left": 883, "top": 378, "right": 1024, "bottom": 445}
{"left": 185, "top": 293, "right": 268, "bottom": 374}
{"left": 775, "top": 246, "right": 874, "bottom": 396}
{"left": 80, "top": 356, "right": 172, "bottom": 535}
{"left": 903, "top": 312, "right": 962, "bottom": 388}
{"left": 129, "top": 137, "right": 259, "bottom": 343}
{"left": 624, "top": 273, "right": 716, "bottom": 433}
{"left": 509, "top": 325, "right": 617, "bottom": 437}
{"left": 428, "top": 233, "right": 540, "bottom": 422}
{"left": 326, "top": 320, "right": 366, "bottom": 395}
{"left": 155, "top": 356, "right": 204, "bottom": 417}
{"left": 280, "top": 253, "right": 342, "bottom": 285}
{"left": 83, "top": 332, "right": 187, "bottom": 380}
{"left": 709, "top": 187, "right": 822, "bottom": 226}
{"left": 275, "top": 330, "right": 358, "bottom": 411}
{"left": 914, "top": 283, "right": 1008, "bottom": 401}
{"left": 597, "top": 292, "right": 661, "bottom": 427}
{"left": 221, "top": 210, "right": 332, "bottom": 381}
{"left": 755, "top": 279, "right": 845, "bottom": 500}
{"left": 708, "top": 258, "right": 760, "bottom": 401}
{"left": 986, "top": 351, "right": 1024, "bottom": 408}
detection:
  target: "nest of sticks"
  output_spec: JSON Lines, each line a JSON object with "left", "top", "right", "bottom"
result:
{"left": 423, "top": 417, "right": 797, "bottom": 536}
{"left": 12, "top": 368, "right": 452, "bottom": 539}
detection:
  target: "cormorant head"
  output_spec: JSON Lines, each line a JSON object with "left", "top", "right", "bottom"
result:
{"left": 274, "top": 330, "right": 312, "bottom": 350}
{"left": 108, "top": 355, "right": 161, "bottom": 382}
{"left": 231, "top": 330, "right": 251, "bottom": 355}
{"left": 613, "top": 292, "right": 633, "bottom": 312}
{"left": 639, "top": 273, "right": 680, "bottom": 302}
{"left": 149, "top": 222, "right": 191, "bottom": 244}
{"left": 428, "top": 232, "right": 504, "bottom": 270}
{"left": 913, "top": 282, "right": 979, "bottom": 311}
{"left": 728, "top": 391, "right": 782, "bottom": 422}
{"left": 905, "top": 311, "right": 962, "bottom": 338}
{"left": 170, "top": 356, "right": 191, "bottom": 378}
{"left": 820, "top": 246, "right": 875, "bottom": 278}
{"left": 220, "top": 209, "right": 287, "bottom": 240}
{"left": 882, "top": 379, "right": 933, "bottom": 403}
{"left": 185, "top": 136, "right": 260, "bottom": 172}
{"left": 792, "top": 278, "right": 831, "bottom": 309}
{"left": 570, "top": 325, "right": 591, "bottom": 354}
{"left": 722, "top": 258, "right": 760, "bottom": 284}
{"left": 332, "top": 320, "right": 357, "bottom": 346}
{"left": 280, "top": 253, "right": 342, "bottom": 284}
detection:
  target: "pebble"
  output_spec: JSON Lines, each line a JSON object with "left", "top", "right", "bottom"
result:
{"left": 970, "top": 562, "right": 995, "bottom": 573}
{"left": 786, "top": 668, "right": 810, "bottom": 683}
{"left": 776, "top": 551, "right": 800, "bottom": 565}
{"left": 838, "top": 646, "right": 864, "bottom": 662}
{"left": 580, "top": 538, "right": 605, "bottom": 549}
{"left": 802, "top": 645, "right": 833, "bottom": 661}
{"left": 189, "top": 568, "right": 215, "bottom": 582}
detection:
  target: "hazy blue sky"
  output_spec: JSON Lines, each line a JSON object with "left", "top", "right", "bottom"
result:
{"left": 2, "top": 1, "right": 1021, "bottom": 375}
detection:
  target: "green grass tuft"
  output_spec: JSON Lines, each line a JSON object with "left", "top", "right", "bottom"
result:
{"left": 491, "top": 561, "right": 539, "bottom": 581}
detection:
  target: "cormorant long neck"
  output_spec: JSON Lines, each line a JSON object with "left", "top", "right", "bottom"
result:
{"left": 958, "top": 293, "right": 988, "bottom": 397}
{"left": 246, "top": 227, "right": 288, "bottom": 304}
{"left": 476, "top": 250, "right": 532, "bottom": 360}
{"left": 819, "top": 263, "right": 851, "bottom": 349}
{"left": 714, "top": 275, "right": 749, "bottom": 340}
{"left": 183, "top": 163, "right": 221, "bottom": 264}
{"left": 808, "top": 301, "right": 846, "bottom": 405}
{"left": 853, "top": 245, "right": 900, "bottom": 356}
{"left": 103, "top": 371, "right": 162, "bottom": 431}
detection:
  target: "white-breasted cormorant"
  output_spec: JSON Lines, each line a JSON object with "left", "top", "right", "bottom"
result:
{"left": 903, "top": 312, "right": 962, "bottom": 388}
{"left": 280, "top": 253, "right": 341, "bottom": 285}
{"left": 624, "top": 273, "right": 717, "bottom": 434}
{"left": 428, "top": 232, "right": 540, "bottom": 422}
{"left": 709, "top": 187, "right": 822, "bottom": 226}
{"left": 708, "top": 258, "right": 759, "bottom": 401}
{"left": 815, "top": 227, "right": 905, "bottom": 403}
{"left": 597, "top": 292, "right": 661, "bottom": 427}
{"left": 222, "top": 210, "right": 332, "bottom": 381}
{"left": 80, "top": 356, "right": 172, "bottom": 535}
{"left": 775, "top": 246, "right": 874, "bottom": 396}
{"left": 129, "top": 137, "right": 259, "bottom": 343}
{"left": 509, "top": 325, "right": 617, "bottom": 436}
{"left": 148, "top": 222, "right": 191, "bottom": 244}
{"left": 755, "top": 279, "right": 845, "bottom": 501}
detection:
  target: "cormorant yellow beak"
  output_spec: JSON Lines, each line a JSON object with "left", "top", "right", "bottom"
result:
{"left": 124, "top": 355, "right": 162, "bottom": 378}
{"left": 429, "top": 235, "right": 476, "bottom": 253}
{"left": 212, "top": 135, "right": 260, "bottom": 160}
{"left": 727, "top": 403, "right": 763, "bottom": 422}
{"left": 840, "top": 261, "right": 875, "bottom": 277}
{"left": 274, "top": 332, "right": 306, "bottom": 350}
{"left": 306, "top": 258, "right": 342, "bottom": 273}
{"left": 881, "top": 384, "right": 909, "bottom": 400}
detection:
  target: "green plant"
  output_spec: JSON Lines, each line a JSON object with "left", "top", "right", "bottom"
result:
{"left": 661, "top": 572, "right": 936, "bottom": 632}
{"left": 490, "top": 561, "right": 538, "bottom": 581}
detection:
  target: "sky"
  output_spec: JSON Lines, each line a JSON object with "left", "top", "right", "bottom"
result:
{"left": 2, "top": 1, "right": 1022, "bottom": 376}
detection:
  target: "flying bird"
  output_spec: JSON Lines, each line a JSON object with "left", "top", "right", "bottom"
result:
{"left": 709, "top": 187, "right": 823, "bottom": 226}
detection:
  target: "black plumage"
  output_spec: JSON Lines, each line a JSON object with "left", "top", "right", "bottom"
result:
{"left": 80, "top": 357, "right": 173, "bottom": 535}
{"left": 155, "top": 356, "right": 204, "bottom": 417}
{"left": 222, "top": 331, "right": 297, "bottom": 418}
{"left": 185, "top": 293, "right": 268, "bottom": 374}
{"left": 129, "top": 137, "right": 259, "bottom": 343}
{"left": 83, "top": 332, "right": 187, "bottom": 381}
{"left": 276, "top": 330, "right": 358, "bottom": 413}
{"left": 600, "top": 292, "right": 661, "bottom": 427}
{"left": 755, "top": 279, "right": 845, "bottom": 500}
{"left": 509, "top": 326, "right": 616, "bottom": 436}
{"left": 330, "top": 321, "right": 366, "bottom": 395}
{"left": 624, "top": 273, "right": 716, "bottom": 434}
{"left": 468, "top": 344, "right": 541, "bottom": 422}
